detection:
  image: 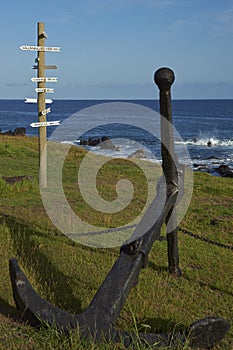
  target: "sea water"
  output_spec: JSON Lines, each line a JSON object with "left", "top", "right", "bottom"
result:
{"left": 0, "top": 99, "right": 233, "bottom": 174}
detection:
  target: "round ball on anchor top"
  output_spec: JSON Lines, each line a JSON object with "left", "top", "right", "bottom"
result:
{"left": 154, "top": 67, "right": 175, "bottom": 91}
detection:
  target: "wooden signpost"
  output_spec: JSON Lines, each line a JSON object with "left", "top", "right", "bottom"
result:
{"left": 20, "top": 22, "right": 60, "bottom": 188}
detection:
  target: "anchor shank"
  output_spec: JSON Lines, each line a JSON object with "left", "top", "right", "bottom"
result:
{"left": 89, "top": 252, "right": 144, "bottom": 326}
{"left": 154, "top": 67, "right": 181, "bottom": 276}
{"left": 89, "top": 190, "right": 177, "bottom": 326}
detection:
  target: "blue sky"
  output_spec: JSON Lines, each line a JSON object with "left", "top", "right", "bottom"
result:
{"left": 1, "top": 0, "right": 233, "bottom": 99}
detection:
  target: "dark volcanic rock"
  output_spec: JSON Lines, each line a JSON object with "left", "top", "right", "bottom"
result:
{"left": 1, "top": 130, "right": 13, "bottom": 136}
{"left": 98, "top": 136, "right": 119, "bottom": 150}
{"left": 79, "top": 136, "right": 119, "bottom": 151}
{"left": 0, "top": 127, "right": 26, "bottom": 136}
{"left": 2, "top": 175, "right": 33, "bottom": 184}
{"left": 13, "top": 127, "right": 26, "bottom": 136}
{"left": 215, "top": 165, "right": 233, "bottom": 178}
{"left": 193, "top": 164, "right": 209, "bottom": 172}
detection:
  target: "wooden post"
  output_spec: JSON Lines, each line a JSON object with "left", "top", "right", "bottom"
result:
{"left": 37, "top": 22, "right": 47, "bottom": 188}
{"left": 20, "top": 22, "right": 60, "bottom": 188}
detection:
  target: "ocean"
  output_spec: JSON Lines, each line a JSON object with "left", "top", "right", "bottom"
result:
{"left": 0, "top": 99, "right": 233, "bottom": 175}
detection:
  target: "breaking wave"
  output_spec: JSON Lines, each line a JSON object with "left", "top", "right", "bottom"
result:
{"left": 175, "top": 137, "right": 233, "bottom": 147}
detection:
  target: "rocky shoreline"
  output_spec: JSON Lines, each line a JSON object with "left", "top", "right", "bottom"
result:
{"left": 0, "top": 127, "right": 26, "bottom": 136}
{"left": 79, "top": 136, "right": 233, "bottom": 178}
{"left": 78, "top": 136, "right": 119, "bottom": 151}
{"left": 1, "top": 132, "right": 232, "bottom": 178}
{"left": 193, "top": 164, "right": 233, "bottom": 178}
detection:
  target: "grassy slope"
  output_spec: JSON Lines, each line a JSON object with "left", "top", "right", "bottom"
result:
{"left": 0, "top": 135, "right": 232, "bottom": 349}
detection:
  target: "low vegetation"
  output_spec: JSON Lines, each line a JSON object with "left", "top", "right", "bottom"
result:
{"left": 0, "top": 135, "right": 232, "bottom": 349}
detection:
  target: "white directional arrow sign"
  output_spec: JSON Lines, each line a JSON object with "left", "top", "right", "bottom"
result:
{"left": 31, "top": 77, "right": 58, "bottom": 83}
{"left": 41, "top": 107, "right": 51, "bottom": 116}
{"left": 30, "top": 121, "right": 60, "bottom": 128}
{"left": 24, "top": 98, "right": 53, "bottom": 104}
{"left": 33, "top": 65, "right": 58, "bottom": 70}
{"left": 35, "top": 88, "right": 54, "bottom": 93}
{"left": 42, "top": 31, "right": 48, "bottom": 39}
{"left": 20, "top": 45, "right": 61, "bottom": 52}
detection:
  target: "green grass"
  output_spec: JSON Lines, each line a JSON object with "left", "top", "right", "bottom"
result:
{"left": 0, "top": 135, "right": 232, "bottom": 349}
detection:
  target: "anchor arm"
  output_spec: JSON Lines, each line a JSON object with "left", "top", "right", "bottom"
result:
{"left": 9, "top": 258, "right": 83, "bottom": 332}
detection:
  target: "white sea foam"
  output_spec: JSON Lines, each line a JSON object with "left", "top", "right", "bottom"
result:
{"left": 176, "top": 137, "right": 233, "bottom": 147}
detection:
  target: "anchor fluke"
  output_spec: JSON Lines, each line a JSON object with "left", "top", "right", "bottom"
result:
{"left": 9, "top": 258, "right": 80, "bottom": 331}
{"left": 188, "top": 317, "right": 230, "bottom": 349}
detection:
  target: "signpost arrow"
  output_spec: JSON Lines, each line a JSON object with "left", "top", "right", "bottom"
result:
{"left": 41, "top": 107, "right": 51, "bottom": 116}
{"left": 33, "top": 65, "right": 58, "bottom": 70}
{"left": 24, "top": 98, "right": 53, "bottom": 104}
{"left": 20, "top": 45, "right": 61, "bottom": 52}
{"left": 42, "top": 31, "right": 48, "bottom": 39}
{"left": 30, "top": 120, "right": 60, "bottom": 128}
{"left": 31, "top": 77, "right": 58, "bottom": 83}
{"left": 35, "top": 88, "right": 54, "bottom": 93}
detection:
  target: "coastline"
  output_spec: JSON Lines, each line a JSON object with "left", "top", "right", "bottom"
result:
{"left": 1, "top": 133, "right": 233, "bottom": 178}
